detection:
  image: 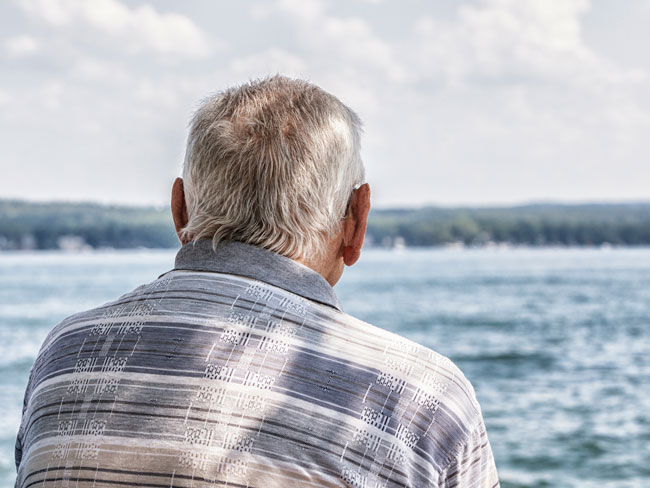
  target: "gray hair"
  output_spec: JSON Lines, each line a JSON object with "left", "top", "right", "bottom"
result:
{"left": 180, "top": 75, "right": 365, "bottom": 260}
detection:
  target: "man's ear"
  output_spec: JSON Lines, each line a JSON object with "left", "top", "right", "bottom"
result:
{"left": 342, "top": 183, "right": 371, "bottom": 266}
{"left": 171, "top": 177, "right": 189, "bottom": 245}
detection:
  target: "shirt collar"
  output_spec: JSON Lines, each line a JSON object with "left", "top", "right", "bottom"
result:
{"left": 169, "top": 239, "right": 341, "bottom": 311}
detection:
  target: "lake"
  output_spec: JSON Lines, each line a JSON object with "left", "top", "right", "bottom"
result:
{"left": 1, "top": 247, "right": 649, "bottom": 487}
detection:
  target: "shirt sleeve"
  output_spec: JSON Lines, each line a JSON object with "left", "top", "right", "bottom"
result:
{"left": 438, "top": 420, "right": 500, "bottom": 488}
{"left": 15, "top": 354, "right": 39, "bottom": 471}
{"left": 15, "top": 380, "right": 29, "bottom": 470}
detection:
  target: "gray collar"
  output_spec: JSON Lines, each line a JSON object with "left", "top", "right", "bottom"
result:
{"left": 170, "top": 239, "right": 341, "bottom": 311}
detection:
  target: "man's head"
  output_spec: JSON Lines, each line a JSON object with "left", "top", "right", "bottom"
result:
{"left": 171, "top": 76, "right": 370, "bottom": 285}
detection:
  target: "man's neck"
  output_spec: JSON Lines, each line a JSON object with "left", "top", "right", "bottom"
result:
{"left": 295, "top": 241, "right": 344, "bottom": 287}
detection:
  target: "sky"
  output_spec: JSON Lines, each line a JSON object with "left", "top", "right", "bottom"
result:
{"left": 1, "top": 0, "right": 649, "bottom": 208}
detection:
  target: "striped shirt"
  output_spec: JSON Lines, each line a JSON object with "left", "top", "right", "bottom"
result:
{"left": 15, "top": 240, "right": 499, "bottom": 487}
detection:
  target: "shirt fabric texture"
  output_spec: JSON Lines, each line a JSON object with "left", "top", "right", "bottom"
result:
{"left": 15, "top": 239, "right": 499, "bottom": 487}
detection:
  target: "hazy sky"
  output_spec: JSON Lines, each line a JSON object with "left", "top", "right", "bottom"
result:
{"left": 1, "top": 0, "right": 649, "bottom": 207}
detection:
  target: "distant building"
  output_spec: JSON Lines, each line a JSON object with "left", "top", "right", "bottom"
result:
{"left": 393, "top": 236, "right": 406, "bottom": 250}
{"left": 57, "top": 235, "right": 91, "bottom": 252}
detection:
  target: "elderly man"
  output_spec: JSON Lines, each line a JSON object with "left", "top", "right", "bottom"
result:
{"left": 15, "top": 76, "right": 499, "bottom": 487}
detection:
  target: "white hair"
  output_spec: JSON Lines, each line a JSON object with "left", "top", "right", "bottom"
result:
{"left": 180, "top": 75, "right": 365, "bottom": 260}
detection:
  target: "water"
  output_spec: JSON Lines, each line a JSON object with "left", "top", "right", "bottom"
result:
{"left": 1, "top": 248, "right": 649, "bottom": 487}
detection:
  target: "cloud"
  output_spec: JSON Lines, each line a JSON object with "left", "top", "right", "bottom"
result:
{"left": 2, "top": 0, "right": 649, "bottom": 206}
{"left": 70, "top": 57, "right": 131, "bottom": 84}
{"left": 230, "top": 48, "right": 307, "bottom": 78}
{"left": 5, "top": 34, "right": 39, "bottom": 58}
{"left": 0, "top": 89, "right": 10, "bottom": 106}
{"left": 253, "top": 0, "right": 324, "bottom": 23}
{"left": 14, "top": 0, "right": 217, "bottom": 58}
{"left": 322, "top": 16, "right": 406, "bottom": 83}
{"left": 40, "top": 79, "right": 64, "bottom": 110}
{"left": 409, "top": 0, "right": 643, "bottom": 88}
{"left": 255, "top": 0, "right": 406, "bottom": 83}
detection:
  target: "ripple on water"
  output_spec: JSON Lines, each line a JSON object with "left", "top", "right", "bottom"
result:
{"left": 3, "top": 248, "right": 650, "bottom": 487}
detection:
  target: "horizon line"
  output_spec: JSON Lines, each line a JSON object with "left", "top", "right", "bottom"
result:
{"left": 2, "top": 196, "right": 650, "bottom": 210}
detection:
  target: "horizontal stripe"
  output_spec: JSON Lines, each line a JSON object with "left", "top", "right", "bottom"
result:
{"left": 16, "top": 241, "right": 499, "bottom": 487}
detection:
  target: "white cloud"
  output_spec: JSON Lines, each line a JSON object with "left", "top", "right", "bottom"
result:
{"left": 254, "top": 0, "right": 325, "bottom": 23}
{"left": 409, "top": 0, "right": 643, "bottom": 89}
{"left": 5, "top": 34, "right": 39, "bottom": 58}
{"left": 322, "top": 17, "right": 406, "bottom": 82}
{"left": 41, "top": 80, "right": 64, "bottom": 110}
{"left": 230, "top": 48, "right": 307, "bottom": 78}
{"left": 257, "top": 0, "right": 405, "bottom": 83}
{"left": 132, "top": 77, "right": 181, "bottom": 109}
{"left": 70, "top": 57, "right": 131, "bottom": 84}
{"left": 14, "top": 0, "right": 217, "bottom": 58}
{"left": 1, "top": 0, "right": 649, "bottom": 206}
{"left": 0, "top": 89, "right": 10, "bottom": 106}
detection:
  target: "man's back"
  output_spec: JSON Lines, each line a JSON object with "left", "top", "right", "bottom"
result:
{"left": 16, "top": 240, "right": 497, "bottom": 488}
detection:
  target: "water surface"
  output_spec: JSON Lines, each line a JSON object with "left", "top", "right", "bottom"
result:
{"left": 1, "top": 247, "right": 649, "bottom": 487}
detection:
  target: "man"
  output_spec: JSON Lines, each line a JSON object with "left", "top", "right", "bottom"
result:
{"left": 15, "top": 76, "right": 499, "bottom": 487}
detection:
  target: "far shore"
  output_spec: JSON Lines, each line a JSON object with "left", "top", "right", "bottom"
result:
{"left": 2, "top": 199, "right": 650, "bottom": 250}
{"left": 3, "top": 241, "right": 650, "bottom": 254}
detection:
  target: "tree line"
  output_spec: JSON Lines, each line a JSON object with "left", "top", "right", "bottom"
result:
{"left": 1, "top": 199, "right": 649, "bottom": 250}
{"left": 365, "top": 203, "right": 650, "bottom": 247}
{"left": 0, "top": 200, "right": 178, "bottom": 250}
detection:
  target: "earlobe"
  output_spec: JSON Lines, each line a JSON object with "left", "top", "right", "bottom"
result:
{"left": 343, "top": 245, "right": 360, "bottom": 266}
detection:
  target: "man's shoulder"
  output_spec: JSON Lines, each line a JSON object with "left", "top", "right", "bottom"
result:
{"left": 35, "top": 277, "right": 163, "bottom": 356}
{"left": 329, "top": 310, "right": 484, "bottom": 431}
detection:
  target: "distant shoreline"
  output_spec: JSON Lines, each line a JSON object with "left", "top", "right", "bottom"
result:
{"left": 3, "top": 243, "right": 650, "bottom": 254}
{"left": 2, "top": 199, "right": 650, "bottom": 250}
